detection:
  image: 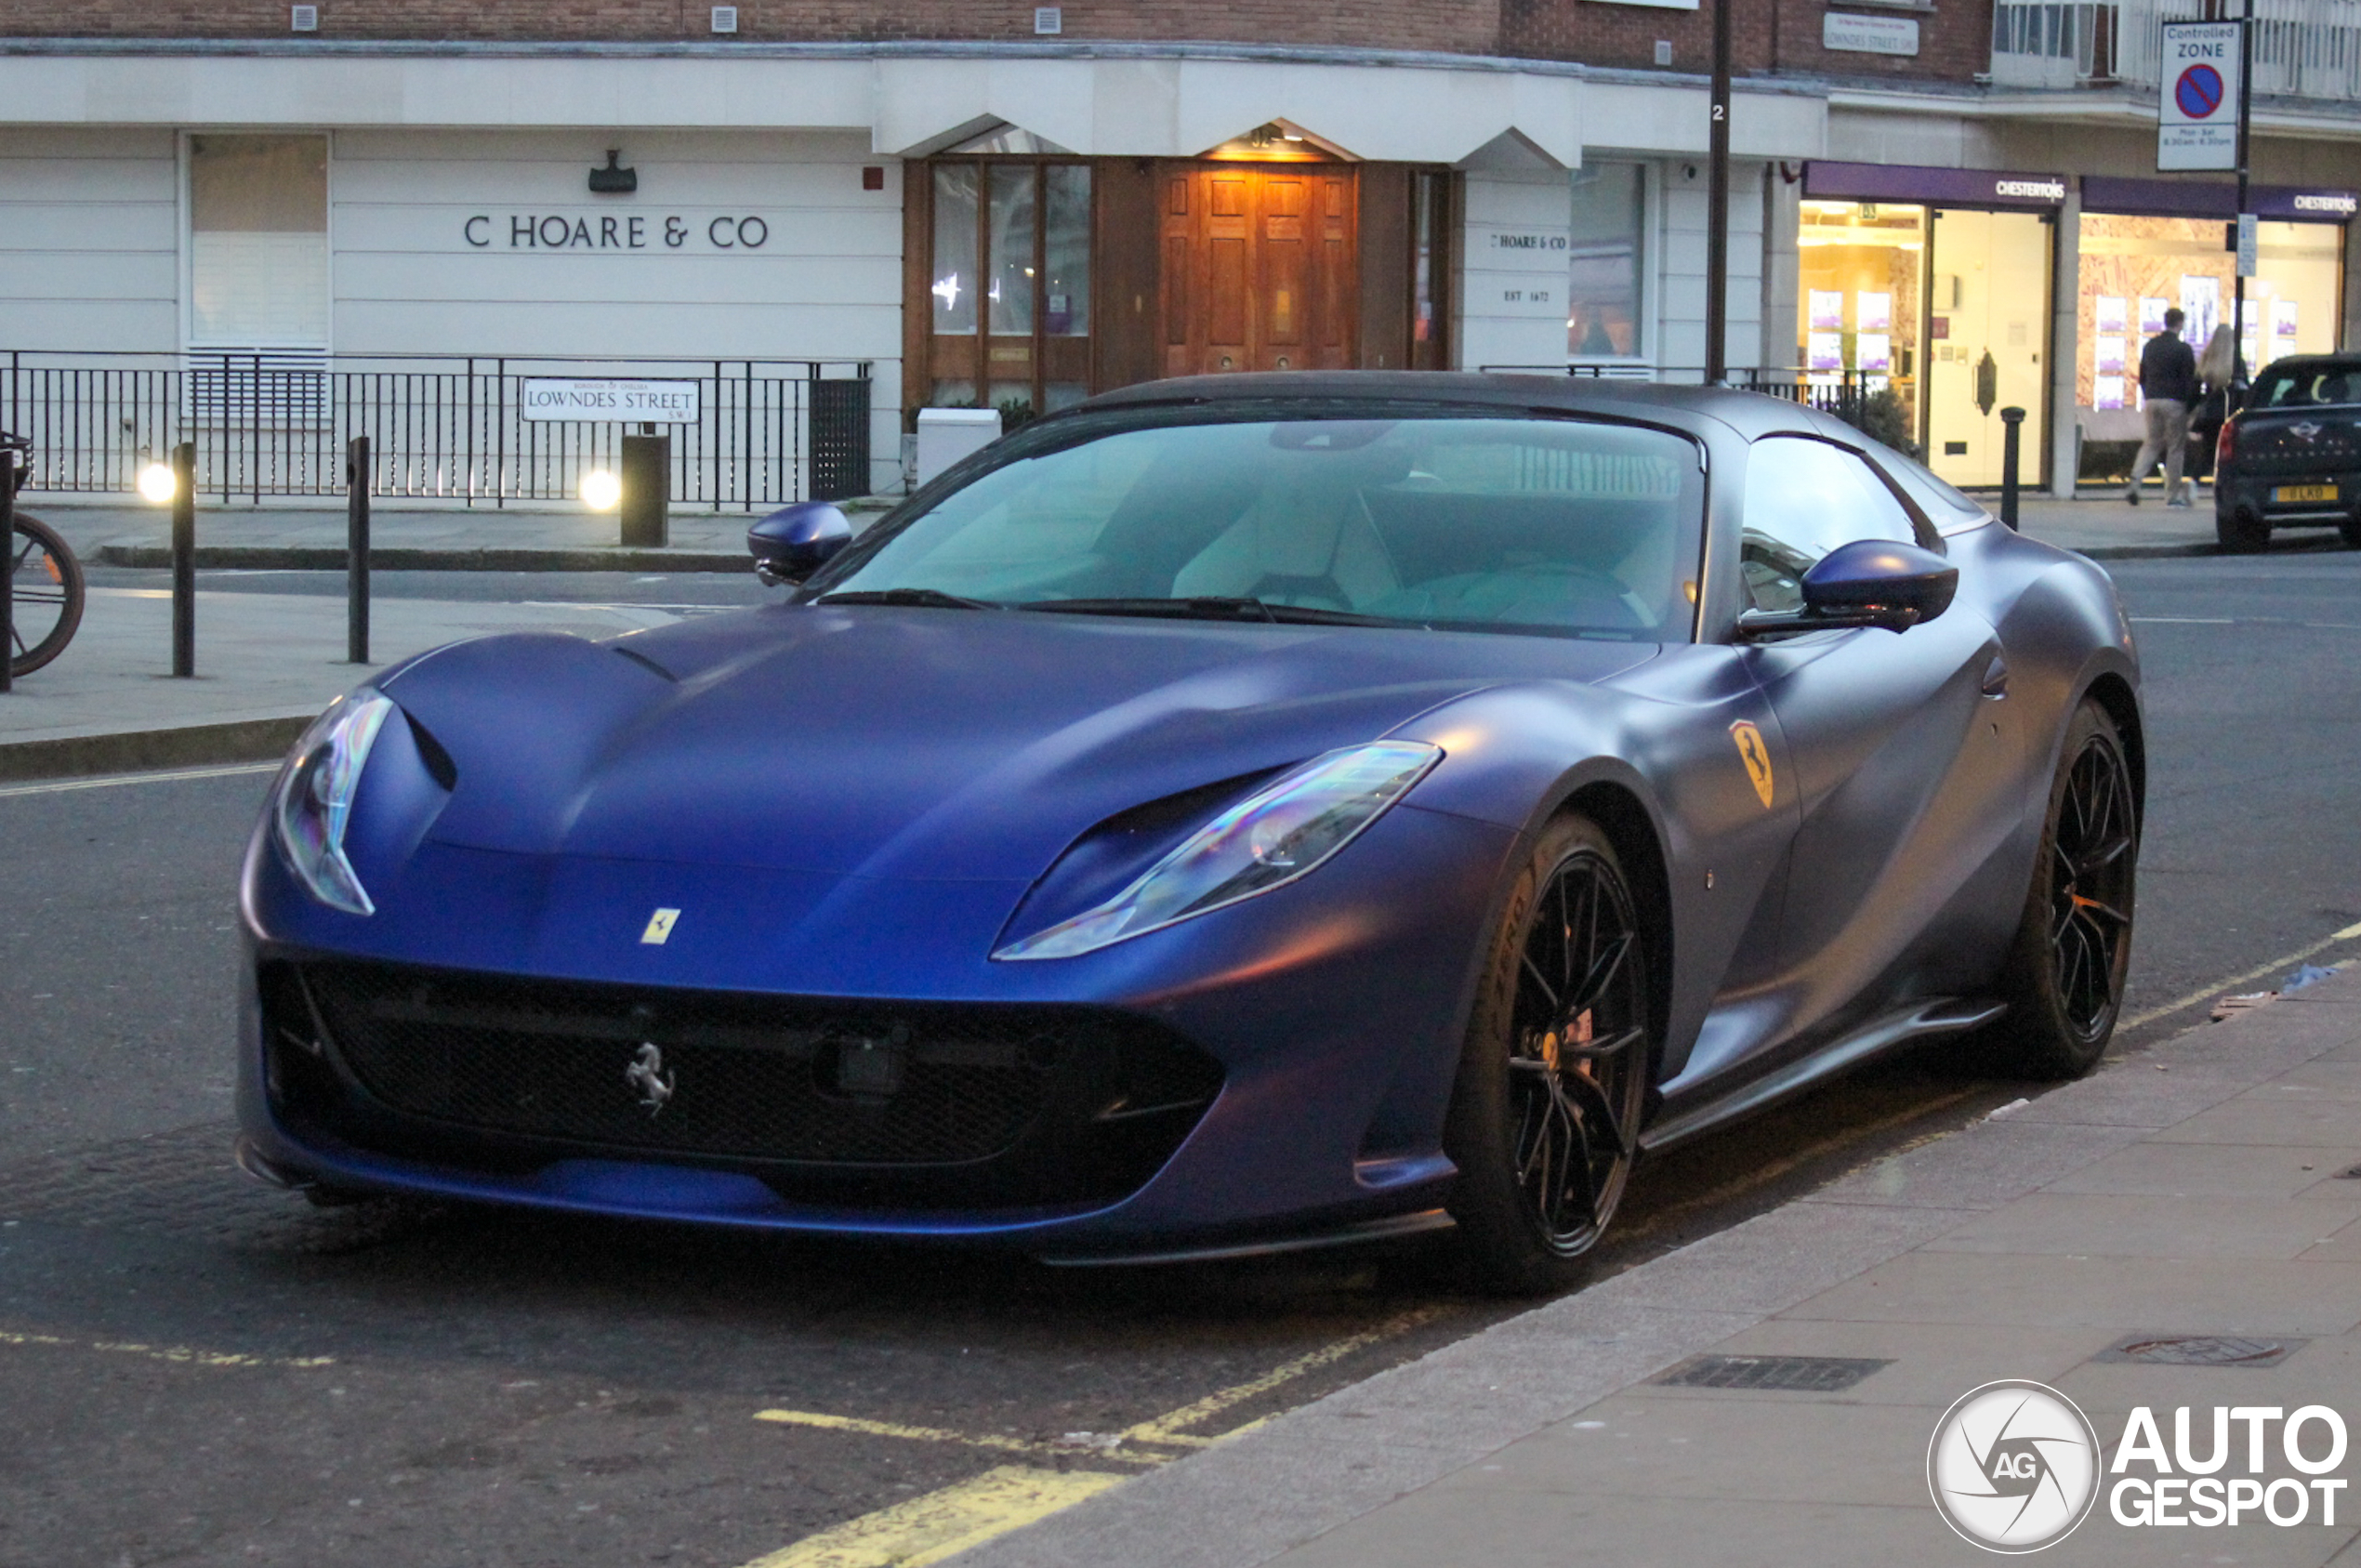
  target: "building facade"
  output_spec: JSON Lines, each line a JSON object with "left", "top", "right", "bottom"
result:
{"left": 0, "top": 1, "right": 2354, "bottom": 500}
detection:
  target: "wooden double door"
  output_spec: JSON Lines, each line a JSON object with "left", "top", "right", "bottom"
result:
{"left": 1161, "top": 164, "right": 1358, "bottom": 377}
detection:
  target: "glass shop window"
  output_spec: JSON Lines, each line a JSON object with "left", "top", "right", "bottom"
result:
{"left": 189, "top": 134, "right": 329, "bottom": 347}
{"left": 1568, "top": 163, "right": 1644, "bottom": 360}
{"left": 927, "top": 159, "right": 1092, "bottom": 423}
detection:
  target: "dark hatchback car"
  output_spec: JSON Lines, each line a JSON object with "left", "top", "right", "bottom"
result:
{"left": 2216, "top": 355, "right": 2361, "bottom": 551}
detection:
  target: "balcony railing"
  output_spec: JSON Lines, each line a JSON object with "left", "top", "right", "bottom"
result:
{"left": 1991, "top": 0, "right": 2361, "bottom": 101}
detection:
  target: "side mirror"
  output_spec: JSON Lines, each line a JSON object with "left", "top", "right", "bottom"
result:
{"left": 1739, "top": 538, "right": 1958, "bottom": 638}
{"left": 747, "top": 502, "right": 852, "bottom": 586}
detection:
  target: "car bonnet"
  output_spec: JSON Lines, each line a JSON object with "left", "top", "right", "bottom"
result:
{"left": 384, "top": 605, "right": 1659, "bottom": 881}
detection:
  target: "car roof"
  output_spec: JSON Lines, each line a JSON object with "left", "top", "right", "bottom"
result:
{"left": 1076, "top": 371, "right": 1832, "bottom": 443}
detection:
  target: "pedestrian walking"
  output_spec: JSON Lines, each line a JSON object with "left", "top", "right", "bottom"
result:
{"left": 2125, "top": 307, "right": 2199, "bottom": 507}
{"left": 2185, "top": 323, "right": 2238, "bottom": 489}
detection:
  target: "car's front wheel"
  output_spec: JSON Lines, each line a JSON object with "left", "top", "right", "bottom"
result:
{"left": 1444, "top": 813, "right": 1653, "bottom": 1295}
{"left": 1989, "top": 697, "right": 2138, "bottom": 1079}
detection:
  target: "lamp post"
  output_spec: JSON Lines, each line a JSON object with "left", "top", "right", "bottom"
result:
{"left": 1704, "top": 0, "right": 1734, "bottom": 385}
{"left": 2231, "top": 0, "right": 2254, "bottom": 402}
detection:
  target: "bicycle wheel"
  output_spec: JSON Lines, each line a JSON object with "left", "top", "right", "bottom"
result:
{"left": 8, "top": 513, "right": 86, "bottom": 677}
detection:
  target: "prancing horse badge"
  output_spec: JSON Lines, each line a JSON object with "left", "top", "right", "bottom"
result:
{"left": 1729, "top": 721, "right": 1774, "bottom": 810}
{"left": 640, "top": 907, "right": 680, "bottom": 945}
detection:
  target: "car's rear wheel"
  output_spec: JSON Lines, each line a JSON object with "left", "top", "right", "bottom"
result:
{"left": 1989, "top": 698, "right": 2137, "bottom": 1079}
{"left": 2218, "top": 507, "right": 2270, "bottom": 553}
{"left": 1444, "top": 813, "right": 1653, "bottom": 1295}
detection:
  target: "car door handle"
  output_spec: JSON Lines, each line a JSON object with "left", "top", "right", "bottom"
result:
{"left": 1980, "top": 653, "right": 2009, "bottom": 698}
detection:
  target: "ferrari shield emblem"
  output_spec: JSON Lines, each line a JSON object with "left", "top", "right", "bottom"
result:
{"left": 640, "top": 907, "right": 680, "bottom": 945}
{"left": 1729, "top": 721, "right": 1774, "bottom": 809}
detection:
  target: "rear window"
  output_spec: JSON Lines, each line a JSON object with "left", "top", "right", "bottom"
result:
{"left": 2252, "top": 364, "right": 2361, "bottom": 408}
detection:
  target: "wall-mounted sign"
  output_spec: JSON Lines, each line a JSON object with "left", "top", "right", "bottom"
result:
{"left": 463, "top": 214, "right": 773, "bottom": 251}
{"left": 2158, "top": 20, "right": 2242, "bottom": 172}
{"left": 521, "top": 378, "right": 702, "bottom": 423}
{"left": 2080, "top": 177, "right": 2359, "bottom": 221}
{"left": 1803, "top": 162, "right": 2065, "bottom": 208}
{"left": 1824, "top": 12, "right": 1919, "bottom": 55}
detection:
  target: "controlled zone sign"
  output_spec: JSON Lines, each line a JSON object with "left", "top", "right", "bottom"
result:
{"left": 2159, "top": 20, "right": 2241, "bottom": 172}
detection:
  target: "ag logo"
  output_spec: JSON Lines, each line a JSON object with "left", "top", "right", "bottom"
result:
{"left": 1929, "top": 1380, "right": 2101, "bottom": 1552}
{"left": 1729, "top": 720, "right": 1775, "bottom": 810}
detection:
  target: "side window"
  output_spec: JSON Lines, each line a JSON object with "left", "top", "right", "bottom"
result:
{"left": 1739, "top": 437, "right": 1917, "bottom": 613}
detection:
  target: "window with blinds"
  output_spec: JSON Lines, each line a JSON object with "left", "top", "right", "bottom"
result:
{"left": 189, "top": 135, "right": 329, "bottom": 349}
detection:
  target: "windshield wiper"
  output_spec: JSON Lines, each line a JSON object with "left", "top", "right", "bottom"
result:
{"left": 812, "top": 586, "right": 1002, "bottom": 611}
{"left": 1022, "top": 596, "right": 1409, "bottom": 628}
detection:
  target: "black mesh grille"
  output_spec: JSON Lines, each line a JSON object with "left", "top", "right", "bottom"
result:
{"left": 263, "top": 960, "right": 1223, "bottom": 1208}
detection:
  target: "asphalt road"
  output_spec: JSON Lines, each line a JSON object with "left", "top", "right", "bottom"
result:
{"left": 5, "top": 549, "right": 2358, "bottom": 1567}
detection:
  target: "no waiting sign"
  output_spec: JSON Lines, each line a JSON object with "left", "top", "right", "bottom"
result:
{"left": 2158, "top": 20, "right": 2241, "bottom": 172}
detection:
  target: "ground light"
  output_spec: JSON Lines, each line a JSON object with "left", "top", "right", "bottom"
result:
{"left": 579, "top": 468, "right": 622, "bottom": 510}
{"left": 137, "top": 461, "right": 178, "bottom": 504}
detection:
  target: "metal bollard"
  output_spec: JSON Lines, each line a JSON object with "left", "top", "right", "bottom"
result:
{"left": 0, "top": 446, "right": 15, "bottom": 696}
{"left": 170, "top": 441, "right": 196, "bottom": 678}
{"left": 347, "top": 434, "right": 371, "bottom": 665}
{"left": 1998, "top": 406, "right": 2025, "bottom": 532}
{"left": 619, "top": 429, "right": 670, "bottom": 548}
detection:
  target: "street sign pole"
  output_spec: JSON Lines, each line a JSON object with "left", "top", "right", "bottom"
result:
{"left": 1704, "top": 0, "right": 1732, "bottom": 385}
{"left": 2233, "top": 0, "right": 2254, "bottom": 395}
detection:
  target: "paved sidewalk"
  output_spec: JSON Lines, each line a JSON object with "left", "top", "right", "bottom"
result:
{"left": 954, "top": 974, "right": 2361, "bottom": 1567}
{"left": 31, "top": 496, "right": 891, "bottom": 573}
{"left": 0, "top": 586, "right": 675, "bottom": 779}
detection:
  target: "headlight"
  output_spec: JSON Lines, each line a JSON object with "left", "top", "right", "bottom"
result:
{"left": 271, "top": 690, "right": 395, "bottom": 916}
{"left": 994, "top": 741, "right": 1441, "bottom": 961}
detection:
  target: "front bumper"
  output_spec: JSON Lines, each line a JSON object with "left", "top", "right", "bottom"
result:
{"left": 235, "top": 802, "right": 1517, "bottom": 1255}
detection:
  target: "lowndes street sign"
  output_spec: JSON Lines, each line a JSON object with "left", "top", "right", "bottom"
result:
{"left": 520, "top": 379, "right": 702, "bottom": 423}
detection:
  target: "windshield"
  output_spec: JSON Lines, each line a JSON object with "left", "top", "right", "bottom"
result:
{"left": 2253, "top": 364, "right": 2361, "bottom": 408}
{"left": 816, "top": 411, "right": 1706, "bottom": 640}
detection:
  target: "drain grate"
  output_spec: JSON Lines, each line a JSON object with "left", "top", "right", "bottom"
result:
{"left": 1652, "top": 1354, "right": 1893, "bottom": 1392}
{"left": 2095, "top": 1335, "right": 2303, "bottom": 1368}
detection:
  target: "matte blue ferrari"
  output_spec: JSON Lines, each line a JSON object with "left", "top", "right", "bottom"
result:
{"left": 237, "top": 375, "right": 2143, "bottom": 1290}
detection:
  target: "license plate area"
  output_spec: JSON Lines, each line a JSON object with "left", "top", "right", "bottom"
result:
{"left": 2273, "top": 483, "right": 2340, "bottom": 504}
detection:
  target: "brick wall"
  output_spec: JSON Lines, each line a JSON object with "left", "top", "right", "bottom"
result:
{"left": 6, "top": 0, "right": 1499, "bottom": 52}
{"left": 1502, "top": 0, "right": 1992, "bottom": 84}
{"left": 1, "top": 0, "right": 1991, "bottom": 85}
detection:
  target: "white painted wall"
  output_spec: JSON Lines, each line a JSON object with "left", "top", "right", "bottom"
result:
{"left": 1457, "top": 168, "right": 1576, "bottom": 372}
{"left": 1657, "top": 158, "right": 1765, "bottom": 376}
{"left": 0, "top": 128, "right": 178, "bottom": 351}
{"left": 329, "top": 129, "right": 904, "bottom": 490}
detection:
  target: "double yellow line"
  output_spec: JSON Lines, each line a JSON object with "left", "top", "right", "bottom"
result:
{"left": 743, "top": 1306, "right": 1448, "bottom": 1568}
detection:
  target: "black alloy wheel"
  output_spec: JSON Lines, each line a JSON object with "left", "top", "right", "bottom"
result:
{"left": 1992, "top": 699, "right": 2137, "bottom": 1078}
{"left": 1445, "top": 814, "right": 1653, "bottom": 1294}
{"left": 7, "top": 514, "right": 85, "bottom": 678}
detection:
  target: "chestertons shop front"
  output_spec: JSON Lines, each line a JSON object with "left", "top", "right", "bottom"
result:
{"left": 0, "top": 45, "right": 1825, "bottom": 500}
{"left": 1795, "top": 157, "right": 2354, "bottom": 494}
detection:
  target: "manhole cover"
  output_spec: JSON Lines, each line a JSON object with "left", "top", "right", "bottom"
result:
{"left": 1652, "top": 1354, "right": 1892, "bottom": 1392}
{"left": 2095, "top": 1335, "right": 2302, "bottom": 1367}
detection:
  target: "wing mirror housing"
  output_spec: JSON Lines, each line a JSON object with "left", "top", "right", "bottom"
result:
{"left": 1738, "top": 539, "right": 1959, "bottom": 639}
{"left": 748, "top": 502, "right": 853, "bottom": 586}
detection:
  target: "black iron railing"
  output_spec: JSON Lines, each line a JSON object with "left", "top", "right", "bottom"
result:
{"left": 0, "top": 351, "right": 874, "bottom": 506}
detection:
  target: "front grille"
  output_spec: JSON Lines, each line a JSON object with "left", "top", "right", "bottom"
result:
{"left": 262, "top": 960, "right": 1223, "bottom": 1208}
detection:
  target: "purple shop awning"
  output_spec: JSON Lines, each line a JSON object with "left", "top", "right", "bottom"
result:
{"left": 1802, "top": 161, "right": 2067, "bottom": 207}
{"left": 2080, "top": 176, "right": 2356, "bottom": 221}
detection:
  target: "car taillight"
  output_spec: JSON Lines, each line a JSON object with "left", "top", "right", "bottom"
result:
{"left": 2217, "top": 416, "right": 2238, "bottom": 466}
